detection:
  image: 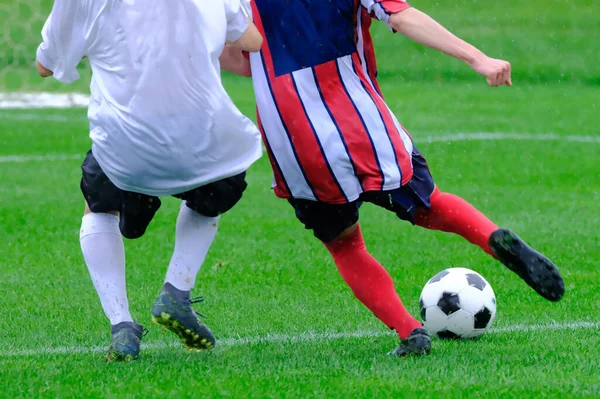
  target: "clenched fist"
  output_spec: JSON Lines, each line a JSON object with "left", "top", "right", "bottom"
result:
{"left": 470, "top": 56, "right": 512, "bottom": 87}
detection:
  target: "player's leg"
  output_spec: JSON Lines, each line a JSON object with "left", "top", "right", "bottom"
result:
{"left": 151, "top": 202, "right": 219, "bottom": 351}
{"left": 291, "top": 199, "right": 430, "bottom": 356}
{"left": 415, "top": 188, "right": 498, "bottom": 256}
{"left": 79, "top": 150, "right": 154, "bottom": 361}
{"left": 389, "top": 147, "right": 497, "bottom": 255}
{"left": 152, "top": 172, "right": 248, "bottom": 350}
{"left": 391, "top": 147, "right": 564, "bottom": 301}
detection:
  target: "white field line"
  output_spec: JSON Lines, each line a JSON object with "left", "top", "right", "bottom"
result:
{"left": 0, "top": 92, "right": 90, "bottom": 109}
{"left": 2, "top": 321, "right": 598, "bottom": 358}
{"left": 423, "top": 132, "right": 600, "bottom": 144}
{"left": 0, "top": 154, "right": 83, "bottom": 163}
{"left": 1, "top": 133, "right": 599, "bottom": 164}
{"left": 0, "top": 112, "right": 88, "bottom": 122}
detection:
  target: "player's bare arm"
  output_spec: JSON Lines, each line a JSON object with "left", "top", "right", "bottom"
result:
{"left": 35, "top": 59, "right": 53, "bottom": 77}
{"left": 389, "top": 8, "right": 512, "bottom": 87}
{"left": 220, "top": 46, "right": 252, "bottom": 77}
{"left": 231, "top": 17, "right": 262, "bottom": 52}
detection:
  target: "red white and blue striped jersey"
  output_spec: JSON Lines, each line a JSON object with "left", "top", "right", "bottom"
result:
{"left": 249, "top": 0, "right": 414, "bottom": 204}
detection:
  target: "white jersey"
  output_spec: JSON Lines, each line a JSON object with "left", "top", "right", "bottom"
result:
{"left": 37, "top": 0, "right": 262, "bottom": 196}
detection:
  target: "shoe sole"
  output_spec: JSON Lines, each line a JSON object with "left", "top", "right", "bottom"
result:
{"left": 152, "top": 312, "right": 214, "bottom": 351}
{"left": 490, "top": 229, "right": 565, "bottom": 302}
{"left": 390, "top": 333, "right": 431, "bottom": 357}
{"left": 105, "top": 350, "right": 138, "bottom": 363}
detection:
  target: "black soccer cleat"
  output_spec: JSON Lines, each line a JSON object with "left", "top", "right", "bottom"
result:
{"left": 106, "top": 321, "right": 145, "bottom": 362}
{"left": 151, "top": 283, "right": 216, "bottom": 351}
{"left": 489, "top": 228, "right": 565, "bottom": 302}
{"left": 389, "top": 328, "right": 431, "bottom": 357}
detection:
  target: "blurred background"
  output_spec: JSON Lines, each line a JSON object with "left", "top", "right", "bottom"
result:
{"left": 1, "top": 0, "right": 598, "bottom": 91}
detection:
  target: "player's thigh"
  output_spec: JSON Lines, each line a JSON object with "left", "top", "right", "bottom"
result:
{"left": 175, "top": 172, "right": 248, "bottom": 217}
{"left": 81, "top": 150, "right": 121, "bottom": 214}
{"left": 406, "top": 146, "right": 436, "bottom": 201}
{"left": 289, "top": 199, "right": 360, "bottom": 243}
{"left": 80, "top": 150, "right": 161, "bottom": 238}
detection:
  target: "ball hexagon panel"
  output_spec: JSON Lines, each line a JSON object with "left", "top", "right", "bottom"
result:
{"left": 437, "top": 271, "right": 470, "bottom": 293}
{"left": 420, "top": 281, "right": 446, "bottom": 308}
{"left": 446, "top": 267, "right": 477, "bottom": 276}
{"left": 423, "top": 306, "right": 449, "bottom": 334}
{"left": 446, "top": 309, "right": 475, "bottom": 337}
{"left": 457, "top": 285, "right": 486, "bottom": 314}
{"left": 437, "top": 291, "right": 461, "bottom": 316}
{"left": 483, "top": 284, "right": 497, "bottom": 313}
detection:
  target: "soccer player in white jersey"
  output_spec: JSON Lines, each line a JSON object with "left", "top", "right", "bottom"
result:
{"left": 224, "top": 0, "right": 565, "bottom": 356}
{"left": 36, "top": 0, "right": 263, "bottom": 361}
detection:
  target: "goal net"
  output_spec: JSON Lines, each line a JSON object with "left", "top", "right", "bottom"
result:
{"left": 0, "top": 0, "right": 91, "bottom": 96}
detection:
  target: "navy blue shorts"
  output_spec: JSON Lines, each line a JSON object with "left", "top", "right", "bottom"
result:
{"left": 80, "top": 150, "right": 247, "bottom": 239}
{"left": 289, "top": 147, "right": 435, "bottom": 243}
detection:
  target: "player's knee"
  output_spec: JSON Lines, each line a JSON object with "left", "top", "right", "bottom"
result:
{"left": 290, "top": 199, "right": 360, "bottom": 243}
{"left": 84, "top": 200, "right": 119, "bottom": 216}
{"left": 84, "top": 201, "right": 118, "bottom": 216}
{"left": 186, "top": 199, "right": 231, "bottom": 218}
{"left": 185, "top": 173, "right": 247, "bottom": 217}
{"left": 118, "top": 194, "right": 161, "bottom": 240}
{"left": 332, "top": 223, "right": 359, "bottom": 241}
{"left": 119, "top": 215, "right": 152, "bottom": 239}
{"left": 310, "top": 220, "right": 360, "bottom": 243}
{"left": 120, "top": 224, "right": 148, "bottom": 240}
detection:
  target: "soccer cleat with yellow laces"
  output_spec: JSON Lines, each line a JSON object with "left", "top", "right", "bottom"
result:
{"left": 151, "top": 283, "right": 216, "bottom": 351}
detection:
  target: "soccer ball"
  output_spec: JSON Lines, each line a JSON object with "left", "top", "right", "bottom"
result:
{"left": 419, "top": 267, "right": 497, "bottom": 339}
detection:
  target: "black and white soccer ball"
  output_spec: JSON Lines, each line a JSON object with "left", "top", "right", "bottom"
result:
{"left": 419, "top": 267, "right": 497, "bottom": 339}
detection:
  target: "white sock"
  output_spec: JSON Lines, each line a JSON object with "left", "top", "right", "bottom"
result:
{"left": 164, "top": 202, "right": 219, "bottom": 292}
{"left": 80, "top": 213, "right": 133, "bottom": 325}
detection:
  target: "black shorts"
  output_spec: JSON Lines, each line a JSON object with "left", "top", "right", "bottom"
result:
{"left": 290, "top": 147, "right": 435, "bottom": 243}
{"left": 81, "top": 150, "right": 248, "bottom": 239}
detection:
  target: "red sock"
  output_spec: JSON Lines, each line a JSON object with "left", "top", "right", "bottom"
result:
{"left": 324, "top": 226, "right": 422, "bottom": 339}
{"left": 414, "top": 187, "right": 498, "bottom": 257}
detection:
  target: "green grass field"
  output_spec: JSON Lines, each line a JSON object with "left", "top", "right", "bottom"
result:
{"left": 1, "top": 0, "right": 599, "bottom": 397}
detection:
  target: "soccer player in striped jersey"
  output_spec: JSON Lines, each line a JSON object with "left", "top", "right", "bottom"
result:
{"left": 221, "top": 0, "right": 565, "bottom": 356}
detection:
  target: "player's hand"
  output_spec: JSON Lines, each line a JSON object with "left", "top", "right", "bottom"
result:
{"left": 35, "top": 59, "right": 53, "bottom": 78}
{"left": 220, "top": 46, "right": 252, "bottom": 77}
{"left": 470, "top": 56, "right": 512, "bottom": 87}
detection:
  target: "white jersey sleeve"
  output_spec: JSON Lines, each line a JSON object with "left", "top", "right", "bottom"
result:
{"left": 360, "top": 0, "right": 411, "bottom": 30}
{"left": 223, "top": 0, "right": 250, "bottom": 43}
{"left": 36, "top": 0, "right": 90, "bottom": 83}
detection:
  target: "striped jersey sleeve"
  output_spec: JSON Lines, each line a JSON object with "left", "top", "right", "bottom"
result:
{"left": 360, "top": 0, "right": 411, "bottom": 29}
